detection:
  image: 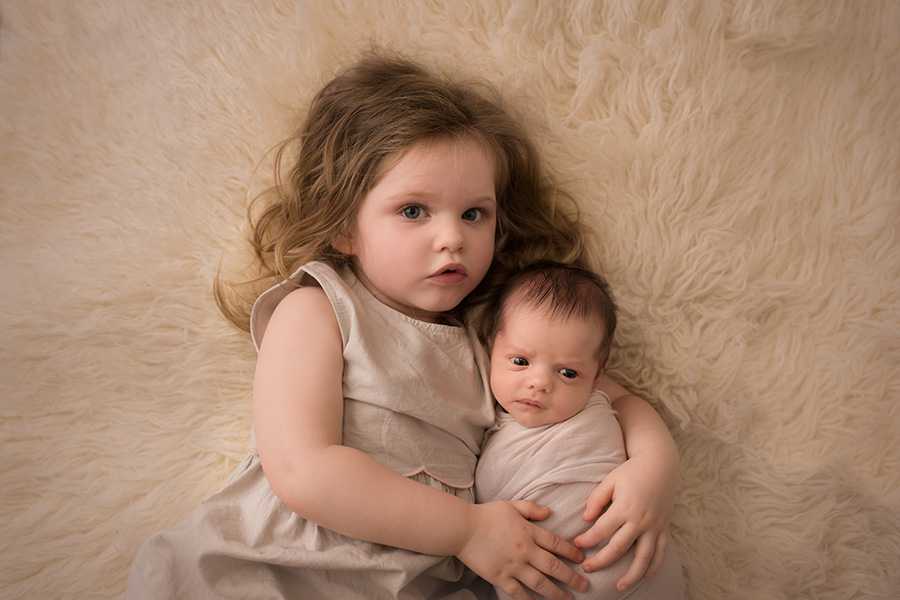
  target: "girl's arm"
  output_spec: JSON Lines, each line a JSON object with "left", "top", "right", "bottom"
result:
{"left": 254, "top": 287, "right": 588, "bottom": 600}
{"left": 573, "top": 374, "right": 680, "bottom": 592}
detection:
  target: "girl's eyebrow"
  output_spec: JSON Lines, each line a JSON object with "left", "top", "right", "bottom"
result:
{"left": 383, "top": 190, "right": 426, "bottom": 200}
{"left": 385, "top": 191, "right": 497, "bottom": 204}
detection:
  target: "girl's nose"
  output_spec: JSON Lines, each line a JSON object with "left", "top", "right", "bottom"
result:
{"left": 434, "top": 219, "right": 464, "bottom": 252}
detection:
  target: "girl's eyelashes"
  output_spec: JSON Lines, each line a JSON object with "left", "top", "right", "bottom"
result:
{"left": 401, "top": 205, "right": 425, "bottom": 219}
{"left": 398, "top": 205, "right": 491, "bottom": 221}
{"left": 462, "top": 207, "right": 487, "bottom": 222}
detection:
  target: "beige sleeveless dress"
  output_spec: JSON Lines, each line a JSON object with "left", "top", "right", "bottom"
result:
{"left": 127, "top": 262, "right": 496, "bottom": 600}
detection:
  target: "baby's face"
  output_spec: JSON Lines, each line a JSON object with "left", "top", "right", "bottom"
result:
{"left": 489, "top": 304, "right": 603, "bottom": 427}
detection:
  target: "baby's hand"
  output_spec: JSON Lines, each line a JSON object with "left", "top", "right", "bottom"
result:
{"left": 457, "top": 501, "right": 588, "bottom": 600}
{"left": 574, "top": 455, "right": 675, "bottom": 592}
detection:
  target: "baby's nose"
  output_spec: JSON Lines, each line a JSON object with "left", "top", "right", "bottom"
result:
{"left": 526, "top": 370, "right": 552, "bottom": 392}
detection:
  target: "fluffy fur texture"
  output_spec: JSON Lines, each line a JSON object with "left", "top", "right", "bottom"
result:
{"left": 1, "top": 1, "right": 898, "bottom": 598}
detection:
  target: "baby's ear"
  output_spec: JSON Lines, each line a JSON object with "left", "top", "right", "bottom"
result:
{"left": 592, "top": 361, "right": 608, "bottom": 391}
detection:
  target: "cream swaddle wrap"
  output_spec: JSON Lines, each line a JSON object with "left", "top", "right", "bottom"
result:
{"left": 475, "top": 392, "right": 684, "bottom": 599}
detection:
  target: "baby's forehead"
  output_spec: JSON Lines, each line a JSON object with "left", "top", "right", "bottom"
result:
{"left": 498, "top": 300, "right": 607, "bottom": 350}
{"left": 502, "top": 292, "right": 604, "bottom": 328}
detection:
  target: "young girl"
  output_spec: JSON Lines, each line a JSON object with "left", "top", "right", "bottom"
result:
{"left": 127, "top": 52, "right": 679, "bottom": 600}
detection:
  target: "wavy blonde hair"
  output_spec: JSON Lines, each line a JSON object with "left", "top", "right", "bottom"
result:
{"left": 216, "top": 51, "right": 595, "bottom": 332}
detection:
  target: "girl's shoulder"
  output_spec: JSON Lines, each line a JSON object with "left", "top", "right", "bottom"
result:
{"left": 250, "top": 261, "right": 347, "bottom": 352}
{"left": 271, "top": 285, "right": 334, "bottom": 322}
{"left": 257, "top": 285, "right": 341, "bottom": 355}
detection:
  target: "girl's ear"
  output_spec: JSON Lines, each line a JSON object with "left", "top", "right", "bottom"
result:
{"left": 331, "top": 232, "right": 353, "bottom": 255}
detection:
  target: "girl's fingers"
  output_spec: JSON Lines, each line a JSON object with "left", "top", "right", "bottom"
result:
{"left": 645, "top": 532, "right": 669, "bottom": 580}
{"left": 528, "top": 547, "right": 588, "bottom": 595}
{"left": 613, "top": 534, "right": 655, "bottom": 592}
{"left": 497, "top": 580, "right": 531, "bottom": 600}
{"left": 511, "top": 500, "right": 585, "bottom": 565}
{"left": 582, "top": 522, "right": 637, "bottom": 571}
{"left": 533, "top": 526, "right": 584, "bottom": 565}
{"left": 524, "top": 517, "right": 589, "bottom": 597}
{"left": 574, "top": 504, "right": 624, "bottom": 551}
{"left": 499, "top": 501, "right": 597, "bottom": 599}
{"left": 509, "top": 499, "right": 552, "bottom": 522}
{"left": 517, "top": 571, "right": 565, "bottom": 600}
{"left": 517, "top": 560, "right": 587, "bottom": 600}
{"left": 497, "top": 563, "right": 579, "bottom": 600}
{"left": 582, "top": 478, "right": 613, "bottom": 521}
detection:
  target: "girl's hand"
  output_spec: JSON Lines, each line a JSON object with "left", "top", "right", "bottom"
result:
{"left": 457, "top": 501, "right": 589, "bottom": 600}
{"left": 573, "top": 453, "right": 676, "bottom": 592}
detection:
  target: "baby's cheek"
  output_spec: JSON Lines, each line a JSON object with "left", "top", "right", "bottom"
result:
{"left": 490, "top": 375, "right": 516, "bottom": 406}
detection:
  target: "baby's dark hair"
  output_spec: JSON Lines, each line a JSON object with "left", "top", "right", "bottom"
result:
{"left": 482, "top": 261, "right": 618, "bottom": 369}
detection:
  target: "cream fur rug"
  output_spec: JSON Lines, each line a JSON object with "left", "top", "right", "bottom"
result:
{"left": 2, "top": 1, "right": 898, "bottom": 598}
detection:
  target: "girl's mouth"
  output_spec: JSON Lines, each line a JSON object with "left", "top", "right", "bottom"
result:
{"left": 429, "top": 264, "right": 467, "bottom": 284}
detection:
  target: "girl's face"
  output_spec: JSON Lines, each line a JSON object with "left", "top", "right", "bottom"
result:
{"left": 339, "top": 137, "right": 497, "bottom": 322}
{"left": 489, "top": 302, "right": 604, "bottom": 427}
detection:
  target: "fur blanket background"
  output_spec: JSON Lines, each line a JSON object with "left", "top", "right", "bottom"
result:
{"left": 2, "top": 1, "right": 898, "bottom": 598}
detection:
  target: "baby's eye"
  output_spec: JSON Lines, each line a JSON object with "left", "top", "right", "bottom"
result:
{"left": 401, "top": 205, "right": 425, "bottom": 219}
{"left": 461, "top": 208, "right": 485, "bottom": 222}
{"left": 511, "top": 357, "right": 529, "bottom": 367}
{"left": 559, "top": 368, "right": 578, "bottom": 379}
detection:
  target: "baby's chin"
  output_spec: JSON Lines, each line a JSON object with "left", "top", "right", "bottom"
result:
{"left": 499, "top": 401, "right": 582, "bottom": 428}
{"left": 502, "top": 404, "right": 554, "bottom": 428}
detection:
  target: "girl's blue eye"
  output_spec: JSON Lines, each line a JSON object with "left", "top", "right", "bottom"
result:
{"left": 402, "top": 206, "right": 424, "bottom": 219}
{"left": 461, "top": 208, "right": 484, "bottom": 221}
{"left": 559, "top": 368, "right": 578, "bottom": 379}
{"left": 511, "top": 357, "right": 529, "bottom": 366}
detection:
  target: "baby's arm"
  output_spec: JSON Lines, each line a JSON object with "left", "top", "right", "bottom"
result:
{"left": 574, "top": 375, "right": 680, "bottom": 591}
{"left": 254, "top": 287, "right": 587, "bottom": 600}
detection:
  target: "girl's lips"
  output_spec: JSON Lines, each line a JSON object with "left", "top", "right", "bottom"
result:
{"left": 429, "top": 264, "right": 467, "bottom": 284}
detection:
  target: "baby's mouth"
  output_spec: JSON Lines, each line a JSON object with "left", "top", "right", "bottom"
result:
{"left": 516, "top": 398, "right": 544, "bottom": 409}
